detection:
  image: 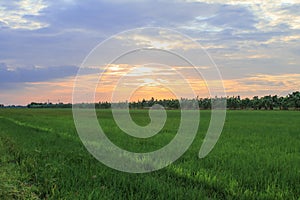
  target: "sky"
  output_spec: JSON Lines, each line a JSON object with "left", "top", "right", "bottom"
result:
{"left": 0, "top": 0, "right": 299, "bottom": 105}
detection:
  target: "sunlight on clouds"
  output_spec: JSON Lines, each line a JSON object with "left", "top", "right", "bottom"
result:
{"left": 108, "top": 64, "right": 122, "bottom": 71}
{"left": 124, "top": 66, "right": 157, "bottom": 77}
{"left": 179, "top": 20, "right": 224, "bottom": 33}
{"left": 115, "top": 31, "right": 199, "bottom": 50}
{"left": 224, "top": 73, "right": 300, "bottom": 97}
{"left": 105, "top": 64, "right": 131, "bottom": 76}
{"left": 253, "top": 1, "right": 300, "bottom": 30}
{"left": 263, "top": 34, "right": 300, "bottom": 45}
{"left": 0, "top": 0, "right": 48, "bottom": 30}
{"left": 115, "top": 29, "right": 226, "bottom": 51}
{"left": 246, "top": 54, "right": 271, "bottom": 59}
{"left": 223, "top": 52, "right": 272, "bottom": 60}
{"left": 88, "top": 63, "right": 210, "bottom": 101}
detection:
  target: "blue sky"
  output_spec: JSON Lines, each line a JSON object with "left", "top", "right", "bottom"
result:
{"left": 0, "top": 0, "right": 299, "bottom": 105}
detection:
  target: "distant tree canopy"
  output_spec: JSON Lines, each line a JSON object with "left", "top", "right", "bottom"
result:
{"left": 0, "top": 104, "right": 4, "bottom": 108}
{"left": 225, "top": 91, "right": 300, "bottom": 110}
{"left": 27, "top": 102, "right": 71, "bottom": 108}
{"left": 26, "top": 91, "right": 300, "bottom": 110}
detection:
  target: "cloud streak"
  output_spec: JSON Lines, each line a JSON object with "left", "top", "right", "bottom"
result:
{"left": 0, "top": 64, "right": 78, "bottom": 84}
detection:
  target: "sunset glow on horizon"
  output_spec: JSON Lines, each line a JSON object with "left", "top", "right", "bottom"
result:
{"left": 2, "top": 66, "right": 299, "bottom": 105}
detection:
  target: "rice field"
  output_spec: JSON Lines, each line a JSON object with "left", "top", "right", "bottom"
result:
{"left": 0, "top": 109, "right": 299, "bottom": 199}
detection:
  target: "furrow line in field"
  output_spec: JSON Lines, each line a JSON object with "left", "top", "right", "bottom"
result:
{"left": 0, "top": 116, "right": 80, "bottom": 141}
{"left": 0, "top": 116, "right": 53, "bottom": 133}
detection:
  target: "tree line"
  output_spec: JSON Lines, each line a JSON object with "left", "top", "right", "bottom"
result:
{"left": 24, "top": 91, "right": 300, "bottom": 110}
{"left": 225, "top": 91, "right": 300, "bottom": 110}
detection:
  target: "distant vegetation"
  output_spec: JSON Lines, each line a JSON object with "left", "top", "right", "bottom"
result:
{"left": 27, "top": 102, "right": 72, "bottom": 109}
{"left": 25, "top": 91, "right": 300, "bottom": 110}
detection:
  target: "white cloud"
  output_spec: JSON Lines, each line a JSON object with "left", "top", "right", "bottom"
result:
{"left": 179, "top": 21, "right": 224, "bottom": 32}
{"left": 183, "top": 0, "right": 300, "bottom": 31}
{"left": 0, "top": 0, "right": 48, "bottom": 30}
{"left": 115, "top": 29, "right": 208, "bottom": 50}
{"left": 263, "top": 34, "right": 300, "bottom": 44}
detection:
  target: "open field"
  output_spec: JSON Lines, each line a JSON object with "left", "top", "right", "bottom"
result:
{"left": 0, "top": 109, "right": 299, "bottom": 199}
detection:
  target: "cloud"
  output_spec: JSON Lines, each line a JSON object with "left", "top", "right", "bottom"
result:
{"left": 2, "top": 0, "right": 212, "bottom": 67}
{"left": 178, "top": 0, "right": 300, "bottom": 58}
{"left": 0, "top": 0, "right": 48, "bottom": 30}
{"left": 1, "top": 0, "right": 297, "bottom": 68}
{"left": 0, "top": 76, "right": 76, "bottom": 105}
{"left": 0, "top": 63, "right": 78, "bottom": 84}
{"left": 224, "top": 73, "right": 300, "bottom": 97}
{"left": 199, "top": 5, "right": 257, "bottom": 30}
{"left": 115, "top": 30, "right": 200, "bottom": 50}
{"left": 184, "top": 0, "right": 300, "bottom": 29}
{"left": 40, "top": 0, "right": 221, "bottom": 35}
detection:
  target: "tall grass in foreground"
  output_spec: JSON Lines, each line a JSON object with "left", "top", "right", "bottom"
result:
{"left": 0, "top": 109, "right": 299, "bottom": 199}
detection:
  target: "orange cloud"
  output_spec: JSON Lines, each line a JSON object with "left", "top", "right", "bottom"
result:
{"left": 223, "top": 73, "right": 300, "bottom": 97}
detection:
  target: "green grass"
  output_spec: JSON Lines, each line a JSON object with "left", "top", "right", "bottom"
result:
{"left": 0, "top": 109, "right": 299, "bottom": 199}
